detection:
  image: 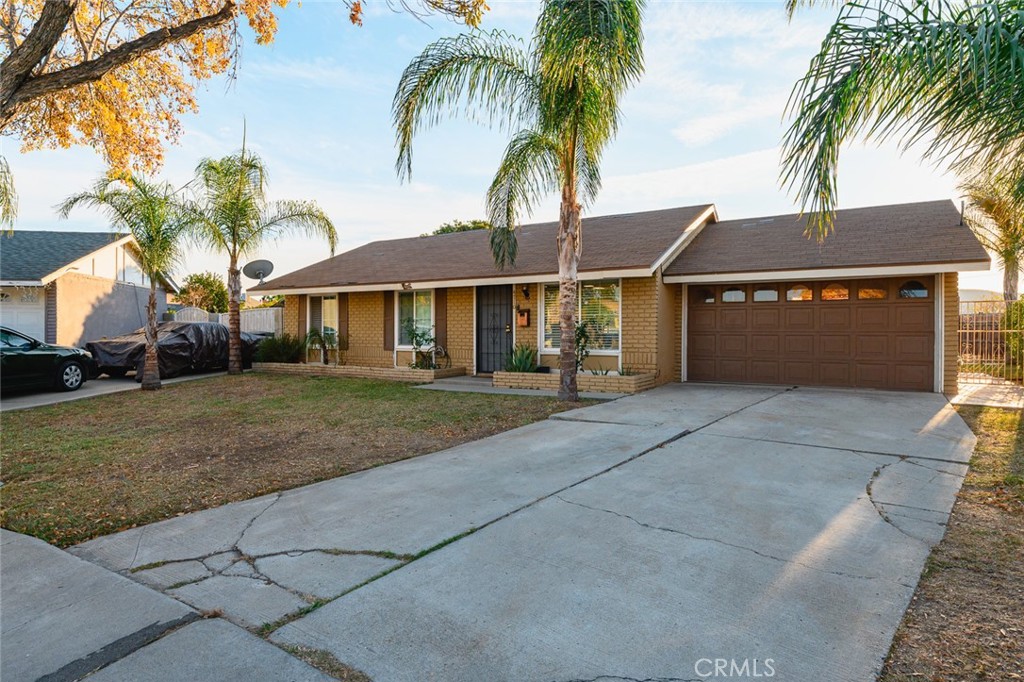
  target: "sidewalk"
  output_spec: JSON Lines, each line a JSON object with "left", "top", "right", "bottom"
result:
{"left": 0, "top": 530, "right": 331, "bottom": 682}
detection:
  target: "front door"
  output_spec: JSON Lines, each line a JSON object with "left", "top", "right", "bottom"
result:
{"left": 476, "top": 285, "right": 513, "bottom": 373}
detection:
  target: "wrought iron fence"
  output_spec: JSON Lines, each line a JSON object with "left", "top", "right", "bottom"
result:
{"left": 958, "top": 299, "right": 1024, "bottom": 384}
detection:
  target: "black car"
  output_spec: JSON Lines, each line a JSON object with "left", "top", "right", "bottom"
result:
{"left": 0, "top": 327, "right": 95, "bottom": 392}
{"left": 86, "top": 321, "right": 269, "bottom": 380}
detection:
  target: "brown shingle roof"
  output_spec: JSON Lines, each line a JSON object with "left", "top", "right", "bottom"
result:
{"left": 252, "top": 205, "right": 712, "bottom": 291}
{"left": 664, "top": 200, "right": 989, "bottom": 276}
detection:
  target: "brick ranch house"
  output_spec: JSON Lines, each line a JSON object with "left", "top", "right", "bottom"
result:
{"left": 250, "top": 200, "right": 989, "bottom": 395}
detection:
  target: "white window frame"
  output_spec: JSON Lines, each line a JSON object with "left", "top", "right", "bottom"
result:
{"left": 538, "top": 279, "right": 622, "bottom": 357}
{"left": 306, "top": 295, "right": 340, "bottom": 343}
{"left": 395, "top": 288, "right": 435, "bottom": 350}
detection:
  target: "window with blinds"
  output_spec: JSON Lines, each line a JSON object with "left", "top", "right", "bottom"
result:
{"left": 541, "top": 280, "right": 620, "bottom": 352}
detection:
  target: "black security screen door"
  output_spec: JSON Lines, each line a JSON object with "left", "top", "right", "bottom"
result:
{"left": 476, "top": 285, "right": 513, "bottom": 373}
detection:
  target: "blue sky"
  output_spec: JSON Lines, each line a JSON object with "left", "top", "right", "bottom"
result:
{"left": 4, "top": 0, "right": 998, "bottom": 292}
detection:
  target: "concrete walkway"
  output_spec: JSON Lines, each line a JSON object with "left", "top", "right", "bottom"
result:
{"left": 0, "top": 371, "right": 225, "bottom": 412}
{"left": 951, "top": 379, "right": 1024, "bottom": 409}
{"left": 67, "top": 384, "right": 975, "bottom": 682}
{"left": 0, "top": 530, "right": 331, "bottom": 682}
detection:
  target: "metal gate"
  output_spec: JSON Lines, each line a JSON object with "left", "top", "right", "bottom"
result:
{"left": 958, "top": 299, "right": 1024, "bottom": 384}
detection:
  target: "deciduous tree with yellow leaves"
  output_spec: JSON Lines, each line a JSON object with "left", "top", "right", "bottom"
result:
{"left": 0, "top": 0, "right": 487, "bottom": 171}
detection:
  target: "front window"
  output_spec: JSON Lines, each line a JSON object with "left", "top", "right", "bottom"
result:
{"left": 899, "top": 280, "right": 929, "bottom": 299}
{"left": 308, "top": 295, "right": 339, "bottom": 344}
{"left": 787, "top": 284, "right": 814, "bottom": 301}
{"left": 543, "top": 280, "right": 620, "bottom": 352}
{"left": 398, "top": 290, "right": 433, "bottom": 346}
{"left": 821, "top": 282, "right": 849, "bottom": 301}
{"left": 722, "top": 286, "right": 746, "bottom": 303}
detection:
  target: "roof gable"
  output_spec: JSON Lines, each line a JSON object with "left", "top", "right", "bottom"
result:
{"left": 664, "top": 200, "right": 990, "bottom": 277}
{"left": 0, "top": 231, "right": 128, "bottom": 282}
{"left": 253, "top": 205, "right": 713, "bottom": 292}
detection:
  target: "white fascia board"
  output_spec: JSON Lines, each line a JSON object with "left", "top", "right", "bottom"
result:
{"left": 650, "top": 205, "right": 719, "bottom": 272}
{"left": 39, "top": 234, "right": 135, "bottom": 285}
{"left": 664, "top": 261, "right": 990, "bottom": 284}
{"left": 253, "top": 268, "right": 653, "bottom": 297}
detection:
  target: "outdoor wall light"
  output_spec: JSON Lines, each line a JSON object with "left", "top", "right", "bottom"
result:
{"left": 401, "top": 282, "right": 412, "bottom": 290}
{"left": 521, "top": 285, "right": 530, "bottom": 300}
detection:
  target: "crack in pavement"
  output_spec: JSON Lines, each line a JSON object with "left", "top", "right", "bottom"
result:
{"left": 234, "top": 492, "right": 283, "bottom": 551}
{"left": 554, "top": 496, "right": 904, "bottom": 586}
{"left": 865, "top": 461, "right": 931, "bottom": 545}
{"left": 706, "top": 432, "right": 970, "bottom": 465}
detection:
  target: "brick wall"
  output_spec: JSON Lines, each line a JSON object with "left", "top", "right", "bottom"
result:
{"left": 620, "top": 276, "right": 658, "bottom": 375}
{"left": 493, "top": 370, "right": 657, "bottom": 394}
{"left": 254, "top": 362, "right": 465, "bottom": 382}
{"left": 673, "top": 283, "right": 684, "bottom": 381}
{"left": 446, "top": 287, "right": 475, "bottom": 373}
{"left": 943, "top": 272, "right": 959, "bottom": 395}
{"left": 282, "top": 295, "right": 302, "bottom": 337}
{"left": 655, "top": 272, "right": 680, "bottom": 385}
{"left": 347, "top": 291, "right": 392, "bottom": 367}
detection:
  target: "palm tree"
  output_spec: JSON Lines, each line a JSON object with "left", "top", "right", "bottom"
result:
{"left": 188, "top": 143, "right": 337, "bottom": 375}
{"left": 59, "top": 174, "right": 187, "bottom": 390}
{"left": 961, "top": 171, "right": 1024, "bottom": 301}
{"left": 782, "top": 0, "right": 1024, "bottom": 237}
{"left": 393, "top": 0, "right": 645, "bottom": 401}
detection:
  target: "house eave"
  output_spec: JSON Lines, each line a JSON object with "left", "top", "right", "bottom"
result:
{"left": 663, "top": 260, "right": 990, "bottom": 284}
{"left": 0, "top": 280, "right": 43, "bottom": 287}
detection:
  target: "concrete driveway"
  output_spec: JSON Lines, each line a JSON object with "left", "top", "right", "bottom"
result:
{"left": 0, "top": 371, "right": 224, "bottom": 412}
{"left": 67, "top": 384, "right": 974, "bottom": 682}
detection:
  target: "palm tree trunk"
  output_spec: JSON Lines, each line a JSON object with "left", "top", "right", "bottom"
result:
{"left": 1003, "top": 258, "right": 1019, "bottom": 302}
{"left": 557, "top": 187, "right": 582, "bottom": 401}
{"left": 141, "top": 280, "right": 161, "bottom": 390}
{"left": 227, "top": 260, "right": 243, "bottom": 375}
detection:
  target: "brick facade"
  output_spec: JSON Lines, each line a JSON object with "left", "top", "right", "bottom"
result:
{"left": 446, "top": 287, "right": 475, "bottom": 373}
{"left": 493, "top": 370, "right": 657, "bottom": 394}
{"left": 943, "top": 272, "right": 959, "bottom": 395}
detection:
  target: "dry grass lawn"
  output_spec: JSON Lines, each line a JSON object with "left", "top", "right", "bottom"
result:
{"left": 881, "top": 405, "right": 1024, "bottom": 682}
{"left": 1, "top": 373, "right": 587, "bottom": 547}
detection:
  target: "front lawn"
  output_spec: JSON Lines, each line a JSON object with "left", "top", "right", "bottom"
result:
{"left": 881, "top": 405, "right": 1024, "bottom": 681}
{"left": 1, "top": 374, "right": 587, "bottom": 547}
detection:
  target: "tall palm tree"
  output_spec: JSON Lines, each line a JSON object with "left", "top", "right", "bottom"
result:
{"left": 393, "top": 0, "right": 645, "bottom": 401}
{"left": 782, "top": 0, "right": 1024, "bottom": 237}
{"left": 59, "top": 174, "right": 187, "bottom": 390}
{"left": 961, "top": 171, "right": 1024, "bottom": 301}
{"left": 188, "top": 143, "right": 337, "bottom": 375}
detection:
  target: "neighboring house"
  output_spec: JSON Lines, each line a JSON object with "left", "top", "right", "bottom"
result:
{"left": 0, "top": 231, "right": 177, "bottom": 346}
{"left": 251, "top": 200, "right": 990, "bottom": 394}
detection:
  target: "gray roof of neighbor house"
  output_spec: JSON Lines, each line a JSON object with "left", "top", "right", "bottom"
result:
{"left": 0, "top": 230, "right": 127, "bottom": 282}
{"left": 665, "top": 200, "right": 990, "bottom": 276}
{"left": 251, "top": 205, "right": 713, "bottom": 292}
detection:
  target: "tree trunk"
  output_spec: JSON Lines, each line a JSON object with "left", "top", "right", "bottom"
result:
{"left": 557, "top": 186, "right": 582, "bottom": 401}
{"left": 141, "top": 280, "right": 161, "bottom": 390}
{"left": 1004, "top": 259, "right": 1019, "bottom": 302}
{"left": 227, "top": 261, "right": 243, "bottom": 375}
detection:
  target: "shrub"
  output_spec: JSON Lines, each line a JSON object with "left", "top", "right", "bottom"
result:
{"left": 575, "top": 321, "right": 591, "bottom": 373}
{"left": 255, "top": 333, "right": 307, "bottom": 363}
{"left": 505, "top": 343, "right": 538, "bottom": 372}
{"left": 1004, "top": 300, "right": 1024, "bottom": 364}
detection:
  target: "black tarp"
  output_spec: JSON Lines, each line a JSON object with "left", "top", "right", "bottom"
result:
{"left": 85, "top": 322, "right": 268, "bottom": 379}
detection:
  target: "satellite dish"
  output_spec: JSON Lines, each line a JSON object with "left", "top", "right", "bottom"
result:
{"left": 242, "top": 259, "right": 274, "bottom": 284}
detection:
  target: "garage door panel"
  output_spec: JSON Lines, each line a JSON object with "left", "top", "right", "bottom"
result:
{"left": 719, "top": 309, "right": 748, "bottom": 329}
{"left": 751, "top": 334, "right": 779, "bottom": 354}
{"left": 718, "top": 334, "right": 747, "bottom": 355}
{"left": 750, "top": 360, "right": 780, "bottom": 383}
{"left": 784, "top": 308, "right": 815, "bottom": 329}
{"left": 819, "top": 307, "right": 851, "bottom": 330}
{"left": 782, "top": 361, "right": 815, "bottom": 384}
{"left": 686, "top": 276, "right": 934, "bottom": 392}
{"left": 716, "top": 358, "right": 748, "bottom": 382}
{"left": 752, "top": 308, "right": 781, "bottom": 328}
{"left": 689, "top": 309, "right": 716, "bottom": 329}
{"left": 818, "top": 362, "right": 851, "bottom": 386}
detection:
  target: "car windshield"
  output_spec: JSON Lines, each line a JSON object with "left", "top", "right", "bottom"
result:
{"left": 0, "top": 330, "right": 35, "bottom": 349}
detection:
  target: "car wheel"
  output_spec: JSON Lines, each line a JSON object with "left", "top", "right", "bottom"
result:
{"left": 56, "top": 360, "right": 85, "bottom": 392}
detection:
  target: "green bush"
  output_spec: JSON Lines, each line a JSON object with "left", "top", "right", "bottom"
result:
{"left": 575, "top": 321, "right": 591, "bottom": 373}
{"left": 1004, "top": 300, "right": 1024, "bottom": 364}
{"left": 505, "top": 343, "right": 538, "bottom": 372}
{"left": 255, "top": 333, "right": 307, "bottom": 363}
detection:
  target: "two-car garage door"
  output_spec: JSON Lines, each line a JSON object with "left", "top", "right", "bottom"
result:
{"left": 687, "top": 277, "right": 935, "bottom": 391}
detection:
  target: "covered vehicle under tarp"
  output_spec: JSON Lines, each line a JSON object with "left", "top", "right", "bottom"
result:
{"left": 85, "top": 322, "right": 267, "bottom": 379}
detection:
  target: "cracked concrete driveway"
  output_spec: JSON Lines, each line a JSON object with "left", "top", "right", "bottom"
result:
{"left": 70, "top": 384, "right": 975, "bottom": 681}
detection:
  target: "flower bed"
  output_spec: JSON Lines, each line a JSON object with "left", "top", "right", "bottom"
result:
{"left": 252, "top": 362, "right": 467, "bottom": 383}
{"left": 492, "top": 371, "right": 657, "bottom": 394}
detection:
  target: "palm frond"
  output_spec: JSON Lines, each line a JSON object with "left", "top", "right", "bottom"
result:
{"left": 0, "top": 155, "right": 17, "bottom": 231}
{"left": 960, "top": 168, "right": 1024, "bottom": 267}
{"left": 782, "top": 0, "right": 1024, "bottom": 238}
{"left": 393, "top": 30, "right": 540, "bottom": 180}
{"left": 485, "top": 128, "right": 561, "bottom": 268}
{"left": 244, "top": 199, "right": 339, "bottom": 258}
